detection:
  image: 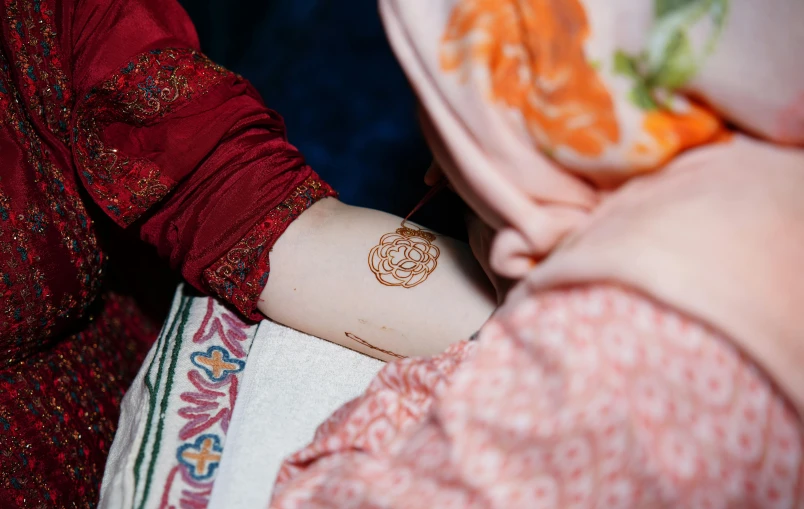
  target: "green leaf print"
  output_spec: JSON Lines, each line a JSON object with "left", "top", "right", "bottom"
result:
{"left": 655, "top": 0, "right": 697, "bottom": 18}
{"left": 648, "top": 0, "right": 729, "bottom": 89}
{"left": 614, "top": 0, "right": 729, "bottom": 110}
{"left": 629, "top": 83, "right": 659, "bottom": 110}
{"left": 706, "top": 0, "right": 729, "bottom": 50}
{"left": 651, "top": 30, "right": 697, "bottom": 89}
{"left": 613, "top": 51, "right": 659, "bottom": 110}
{"left": 613, "top": 50, "right": 640, "bottom": 79}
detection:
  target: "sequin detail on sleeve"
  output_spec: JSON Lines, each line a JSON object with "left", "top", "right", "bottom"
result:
{"left": 0, "top": 47, "right": 103, "bottom": 365}
{"left": 4, "top": 0, "right": 73, "bottom": 143}
{"left": 72, "top": 48, "right": 231, "bottom": 226}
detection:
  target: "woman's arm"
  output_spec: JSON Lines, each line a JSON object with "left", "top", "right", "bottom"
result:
{"left": 260, "top": 198, "right": 496, "bottom": 360}
{"left": 64, "top": 0, "right": 493, "bottom": 356}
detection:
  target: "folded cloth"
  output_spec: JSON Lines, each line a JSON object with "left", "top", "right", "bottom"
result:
{"left": 99, "top": 285, "right": 382, "bottom": 508}
{"left": 522, "top": 135, "right": 804, "bottom": 418}
{"left": 208, "top": 318, "right": 382, "bottom": 508}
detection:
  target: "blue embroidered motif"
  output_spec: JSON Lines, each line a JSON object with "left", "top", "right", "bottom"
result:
{"left": 190, "top": 346, "right": 245, "bottom": 382}
{"left": 176, "top": 434, "right": 223, "bottom": 481}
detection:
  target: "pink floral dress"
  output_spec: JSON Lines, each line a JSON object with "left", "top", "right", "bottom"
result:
{"left": 270, "top": 285, "right": 803, "bottom": 508}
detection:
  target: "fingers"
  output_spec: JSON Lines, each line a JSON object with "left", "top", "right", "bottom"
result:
{"left": 425, "top": 161, "right": 456, "bottom": 191}
{"left": 465, "top": 210, "right": 513, "bottom": 303}
{"left": 424, "top": 160, "right": 443, "bottom": 186}
{"left": 464, "top": 210, "right": 494, "bottom": 267}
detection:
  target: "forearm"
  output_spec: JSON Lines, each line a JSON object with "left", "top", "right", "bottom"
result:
{"left": 258, "top": 198, "right": 496, "bottom": 360}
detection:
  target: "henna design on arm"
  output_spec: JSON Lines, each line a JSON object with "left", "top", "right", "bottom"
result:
{"left": 345, "top": 332, "right": 406, "bottom": 359}
{"left": 367, "top": 178, "right": 447, "bottom": 289}
{"left": 367, "top": 227, "right": 440, "bottom": 288}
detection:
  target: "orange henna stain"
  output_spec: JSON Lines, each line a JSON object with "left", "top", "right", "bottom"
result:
{"left": 345, "top": 332, "right": 406, "bottom": 359}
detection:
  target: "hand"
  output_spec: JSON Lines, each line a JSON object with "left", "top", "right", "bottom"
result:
{"left": 464, "top": 208, "right": 512, "bottom": 304}
{"left": 424, "top": 160, "right": 447, "bottom": 188}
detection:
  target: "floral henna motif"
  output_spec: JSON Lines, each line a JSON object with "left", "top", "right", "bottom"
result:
{"left": 344, "top": 332, "right": 406, "bottom": 359}
{"left": 368, "top": 227, "right": 439, "bottom": 288}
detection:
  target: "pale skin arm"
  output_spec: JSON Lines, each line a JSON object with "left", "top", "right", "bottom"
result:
{"left": 257, "top": 197, "right": 496, "bottom": 360}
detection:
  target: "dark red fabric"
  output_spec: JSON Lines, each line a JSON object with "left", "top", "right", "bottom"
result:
{"left": 0, "top": 0, "right": 334, "bottom": 505}
{"left": 64, "top": 0, "right": 336, "bottom": 309}
{"left": 0, "top": 294, "right": 158, "bottom": 508}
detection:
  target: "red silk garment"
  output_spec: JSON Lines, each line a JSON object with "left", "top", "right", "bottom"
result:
{"left": 0, "top": 0, "right": 334, "bottom": 506}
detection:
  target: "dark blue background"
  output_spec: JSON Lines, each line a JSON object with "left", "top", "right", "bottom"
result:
{"left": 178, "top": 0, "right": 465, "bottom": 238}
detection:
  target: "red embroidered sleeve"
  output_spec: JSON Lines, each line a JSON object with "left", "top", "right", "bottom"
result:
{"left": 72, "top": 49, "right": 230, "bottom": 226}
{"left": 66, "top": 0, "right": 338, "bottom": 318}
{"left": 204, "top": 177, "right": 336, "bottom": 320}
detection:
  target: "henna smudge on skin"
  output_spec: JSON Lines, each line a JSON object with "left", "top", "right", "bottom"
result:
{"left": 345, "top": 332, "right": 407, "bottom": 359}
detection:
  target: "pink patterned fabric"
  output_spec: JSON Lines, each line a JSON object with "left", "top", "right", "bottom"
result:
{"left": 271, "top": 284, "right": 804, "bottom": 508}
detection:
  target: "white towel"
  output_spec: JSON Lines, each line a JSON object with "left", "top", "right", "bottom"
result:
{"left": 208, "top": 320, "right": 383, "bottom": 509}
{"left": 99, "top": 286, "right": 382, "bottom": 509}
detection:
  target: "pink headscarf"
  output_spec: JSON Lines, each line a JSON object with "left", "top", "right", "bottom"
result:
{"left": 381, "top": 0, "right": 804, "bottom": 416}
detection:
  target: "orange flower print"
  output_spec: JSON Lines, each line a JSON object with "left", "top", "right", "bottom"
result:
{"left": 440, "top": 0, "right": 620, "bottom": 158}
{"left": 633, "top": 101, "right": 724, "bottom": 165}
